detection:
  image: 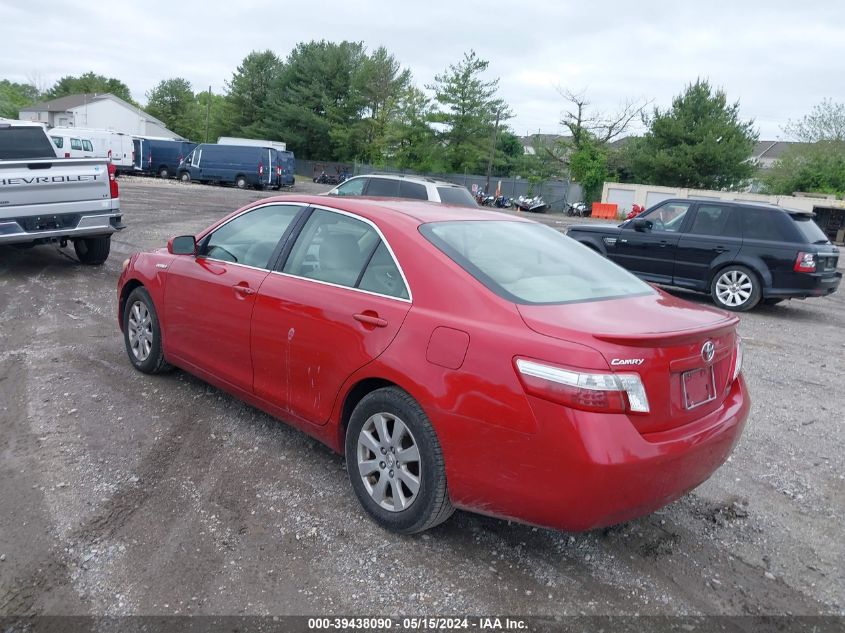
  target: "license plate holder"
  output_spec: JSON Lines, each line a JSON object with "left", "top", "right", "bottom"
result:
{"left": 682, "top": 366, "right": 716, "bottom": 409}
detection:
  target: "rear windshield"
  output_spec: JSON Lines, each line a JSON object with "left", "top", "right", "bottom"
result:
{"left": 436, "top": 186, "right": 477, "bottom": 207}
{"left": 0, "top": 126, "right": 57, "bottom": 159}
{"left": 421, "top": 221, "right": 654, "bottom": 304}
{"left": 790, "top": 214, "right": 830, "bottom": 244}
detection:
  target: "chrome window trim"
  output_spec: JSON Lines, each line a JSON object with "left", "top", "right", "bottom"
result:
{"left": 279, "top": 203, "right": 413, "bottom": 303}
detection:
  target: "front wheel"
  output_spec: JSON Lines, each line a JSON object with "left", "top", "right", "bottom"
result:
{"left": 123, "top": 287, "right": 171, "bottom": 374}
{"left": 345, "top": 387, "right": 453, "bottom": 534}
{"left": 73, "top": 235, "right": 111, "bottom": 265}
{"left": 711, "top": 265, "right": 761, "bottom": 311}
{"left": 179, "top": 171, "right": 191, "bottom": 183}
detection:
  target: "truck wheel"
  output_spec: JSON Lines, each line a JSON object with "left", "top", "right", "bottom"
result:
{"left": 158, "top": 167, "right": 170, "bottom": 179}
{"left": 235, "top": 176, "right": 248, "bottom": 189}
{"left": 179, "top": 172, "right": 191, "bottom": 183}
{"left": 74, "top": 236, "right": 111, "bottom": 265}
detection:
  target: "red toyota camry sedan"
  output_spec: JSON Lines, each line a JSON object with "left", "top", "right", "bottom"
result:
{"left": 117, "top": 195, "right": 749, "bottom": 534}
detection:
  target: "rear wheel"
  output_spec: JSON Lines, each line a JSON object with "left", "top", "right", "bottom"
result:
{"left": 73, "top": 235, "right": 111, "bottom": 265}
{"left": 235, "top": 175, "right": 248, "bottom": 189}
{"left": 157, "top": 166, "right": 169, "bottom": 179}
{"left": 711, "top": 265, "right": 761, "bottom": 311}
{"left": 345, "top": 387, "right": 453, "bottom": 534}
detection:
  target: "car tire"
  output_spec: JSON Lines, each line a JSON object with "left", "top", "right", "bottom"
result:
{"left": 711, "top": 265, "right": 762, "bottom": 312}
{"left": 235, "top": 176, "right": 248, "bottom": 189}
{"left": 179, "top": 172, "right": 191, "bottom": 183}
{"left": 345, "top": 387, "right": 454, "bottom": 534}
{"left": 123, "top": 287, "right": 171, "bottom": 374}
{"left": 73, "top": 236, "right": 111, "bottom": 265}
{"left": 158, "top": 167, "right": 169, "bottom": 179}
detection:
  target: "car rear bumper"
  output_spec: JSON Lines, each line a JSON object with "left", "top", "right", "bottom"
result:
{"left": 764, "top": 271, "right": 841, "bottom": 299}
{"left": 442, "top": 376, "right": 750, "bottom": 532}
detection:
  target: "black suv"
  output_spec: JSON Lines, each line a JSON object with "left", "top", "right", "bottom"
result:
{"left": 566, "top": 199, "right": 841, "bottom": 311}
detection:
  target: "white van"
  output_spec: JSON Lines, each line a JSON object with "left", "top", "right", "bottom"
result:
{"left": 49, "top": 131, "right": 95, "bottom": 159}
{"left": 49, "top": 128, "right": 135, "bottom": 172}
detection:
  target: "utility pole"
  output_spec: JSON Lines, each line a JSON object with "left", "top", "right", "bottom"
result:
{"left": 485, "top": 107, "right": 502, "bottom": 194}
{"left": 205, "top": 85, "right": 212, "bottom": 143}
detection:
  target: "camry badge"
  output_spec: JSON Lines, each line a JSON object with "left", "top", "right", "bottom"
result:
{"left": 611, "top": 358, "right": 644, "bottom": 366}
{"left": 701, "top": 341, "right": 715, "bottom": 363}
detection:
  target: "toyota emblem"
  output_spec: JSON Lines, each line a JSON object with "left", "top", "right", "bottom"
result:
{"left": 701, "top": 341, "right": 715, "bottom": 363}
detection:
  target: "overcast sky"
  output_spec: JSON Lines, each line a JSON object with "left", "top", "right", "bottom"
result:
{"left": 2, "top": 1, "right": 843, "bottom": 140}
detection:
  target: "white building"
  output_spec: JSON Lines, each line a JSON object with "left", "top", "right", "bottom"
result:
{"left": 19, "top": 93, "right": 182, "bottom": 139}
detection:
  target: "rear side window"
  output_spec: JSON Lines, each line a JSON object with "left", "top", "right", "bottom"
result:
{"left": 71, "top": 138, "right": 82, "bottom": 151}
{"left": 790, "top": 215, "right": 829, "bottom": 244}
{"left": 399, "top": 181, "right": 428, "bottom": 200}
{"left": 436, "top": 186, "right": 477, "bottom": 207}
{"left": 358, "top": 241, "right": 410, "bottom": 299}
{"left": 740, "top": 208, "right": 790, "bottom": 241}
{"left": 366, "top": 178, "right": 400, "bottom": 197}
{"left": 422, "top": 221, "right": 653, "bottom": 304}
{"left": 51, "top": 136, "right": 64, "bottom": 148}
{"left": 0, "top": 126, "right": 57, "bottom": 159}
{"left": 82, "top": 140, "right": 93, "bottom": 152}
{"left": 689, "top": 205, "right": 741, "bottom": 238}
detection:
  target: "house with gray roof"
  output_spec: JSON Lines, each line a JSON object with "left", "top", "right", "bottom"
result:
{"left": 19, "top": 93, "right": 182, "bottom": 139}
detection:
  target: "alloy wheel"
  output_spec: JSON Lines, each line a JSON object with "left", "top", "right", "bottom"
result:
{"left": 715, "top": 270, "right": 753, "bottom": 307}
{"left": 356, "top": 412, "right": 421, "bottom": 512}
{"left": 127, "top": 300, "right": 153, "bottom": 362}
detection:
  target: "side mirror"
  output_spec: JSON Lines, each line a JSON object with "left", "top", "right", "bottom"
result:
{"left": 168, "top": 235, "right": 196, "bottom": 255}
{"left": 632, "top": 218, "right": 652, "bottom": 232}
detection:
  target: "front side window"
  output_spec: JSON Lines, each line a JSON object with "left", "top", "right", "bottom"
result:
{"left": 70, "top": 138, "right": 82, "bottom": 150}
{"left": 282, "top": 209, "right": 409, "bottom": 299}
{"left": 200, "top": 204, "right": 304, "bottom": 269}
{"left": 642, "top": 201, "right": 691, "bottom": 232}
{"left": 191, "top": 149, "right": 201, "bottom": 167}
{"left": 334, "top": 177, "right": 366, "bottom": 196}
{"left": 422, "top": 221, "right": 653, "bottom": 305}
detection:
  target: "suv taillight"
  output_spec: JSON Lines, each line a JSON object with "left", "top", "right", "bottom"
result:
{"left": 515, "top": 358, "right": 650, "bottom": 414}
{"left": 108, "top": 163, "right": 119, "bottom": 198}
{"left": 794, "top": 252, "right": 816, "bottom": 273}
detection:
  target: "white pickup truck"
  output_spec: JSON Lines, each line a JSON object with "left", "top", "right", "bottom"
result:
{"left": 0, "top": 119, "right": 123, "bottom": 264}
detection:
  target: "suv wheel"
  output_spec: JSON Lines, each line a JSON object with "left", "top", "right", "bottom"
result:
{"left": 711, "top": 265, "right": 761, "bottom": 311}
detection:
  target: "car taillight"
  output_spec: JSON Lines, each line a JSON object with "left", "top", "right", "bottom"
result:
{"left": 731, "top": 336, "right": 743, "bottom": 383}
{"left": 515, "top": 358, "right": 650, "bottom": 414}
{"left": 793, "top": 252, "right": 816, "bottom": 273}
{"left": 276, "top": 166, "right": 281, "bottom": 175}
{"left": 259, "top": 161, "right": 264, "bottom": 176}
{"left": 108, "top": 163, "right": 119, "bottom": 198}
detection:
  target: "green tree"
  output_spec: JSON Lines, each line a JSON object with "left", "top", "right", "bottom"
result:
{"left": 45, "top": 72, "right": 136, "bottom": 105}
{"left": 383, "top": 85, "right": 443, "bottom": 171}
{"left": 762, "top": 100, "right": 845, "bottom": 196}
{"left": 258, "top": 40, "right": 369, "bottom": 160}
{"left": 224, "top": 50, "right": 284, "bottom": 136}
{"left": 631, "top": 79, "right": 758, "bottom": 190}
{"left": 428, "top": 50, "right": 510, "bottom": 173}
{"left": 568, "top": 137, "right": 609, "bottom": 204}
{"left": 0, "top": 80, "right": 40, "bottom": 118}
{"left": 145, "top": 78, "right": 201, "bottom": 140}
{"left": 356, "top": 46, "right": 411, "bottom": 163}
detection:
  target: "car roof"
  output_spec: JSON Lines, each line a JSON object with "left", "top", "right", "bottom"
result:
{"left": 257, "top": 194, "right": 532, "bottom": 225}
{"left": 660, "top": 198, "right": 813, "bottom": 215}
{"left": 347, "top": 173, "right": 465, "bottom": 188}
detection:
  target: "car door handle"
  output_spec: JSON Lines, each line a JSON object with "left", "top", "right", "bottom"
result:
{"left": 354, "top": 313, "right": 388, "bottom": 328}
{"left": 712, "top": 246, "right": 727, "bottom": 253}
{"left": 659, "top": 240, "right": 670, "bottom": 247}
{"left": 233, "top": 284, "right": 255, "bottom": 296}
{"left": 618, "top": 238, "right": 628, "bottom": 244}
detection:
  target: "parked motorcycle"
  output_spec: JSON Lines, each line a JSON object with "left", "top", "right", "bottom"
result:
{"left": 566, "top": 202, "right": 589, "bottom": 217}
{"left": 493, "top": 195, "right": 512, "bottom": 209}
{"left": 515, "top": 195, "right": 547, "bottom": 213}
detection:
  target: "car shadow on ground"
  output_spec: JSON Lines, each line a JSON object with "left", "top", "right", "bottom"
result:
{"left": 658, "top": 286, "right": 834, "bottom": 323}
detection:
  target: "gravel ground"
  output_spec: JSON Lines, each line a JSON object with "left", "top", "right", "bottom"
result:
{"left": 0, "top": 176, "right": 842, "bottom": 618}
